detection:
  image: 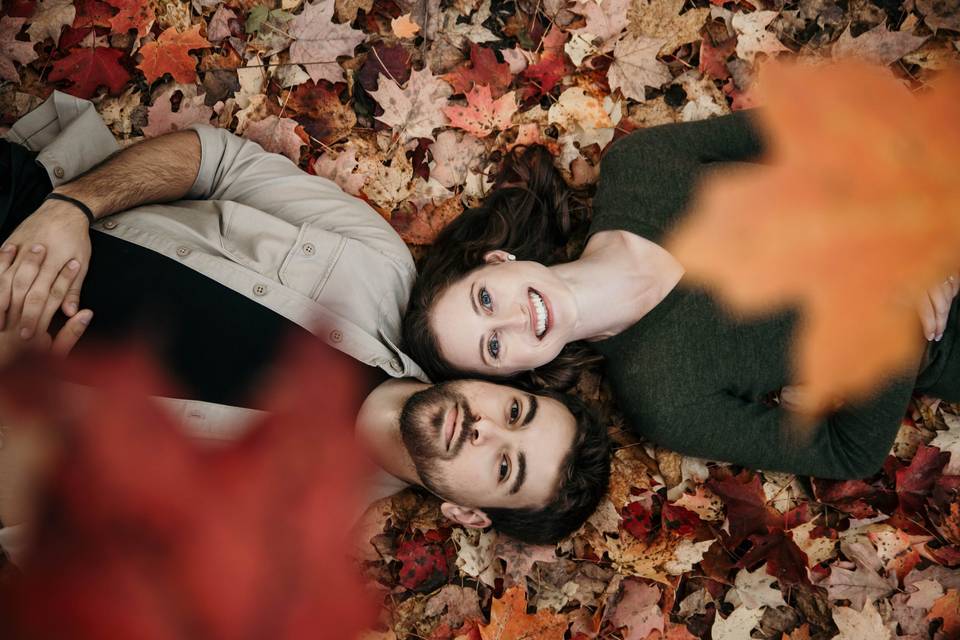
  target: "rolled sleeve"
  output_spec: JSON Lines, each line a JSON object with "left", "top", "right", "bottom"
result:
{"left": 4, "top": 91, "right": 119, "bottom": 187}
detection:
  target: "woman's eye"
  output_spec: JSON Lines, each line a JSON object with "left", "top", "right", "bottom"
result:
{"left": 488, "top": 335, "right": 500, "bottom": 359}
{"left": 498, "top": 455, "right": 509, "bottom": 481}
{"left": 509, "top": 400, "right": 520, "bottom": 423}
{"left": 479, "top": 287, "right": 492, "bottom": 310}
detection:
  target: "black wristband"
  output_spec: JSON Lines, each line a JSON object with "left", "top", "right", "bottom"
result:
{"left": 44, "top": 193, "right": 96, "bottom": 225}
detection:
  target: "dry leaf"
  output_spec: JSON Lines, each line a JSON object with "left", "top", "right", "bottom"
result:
{"left": 288, "top": 0, "right": 365, "bottom": 84}
{"left": 478, "top": 586, "right": 568, "bottom": 640}
{"left": 370, "top": 68, "right": 453, "bottom": 142}
{"left": 392, "top": 13, "right": 420, "bottom": 38}
{"left": 608, "top": 34, "right": 672, "bottom": 101}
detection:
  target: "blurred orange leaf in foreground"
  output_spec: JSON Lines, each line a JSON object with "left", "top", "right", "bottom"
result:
{"left": 669, "top": 61, "right": 960, "bottom": 406}
{"left": 0, "top": 339, "right": 375, "bottom": 640}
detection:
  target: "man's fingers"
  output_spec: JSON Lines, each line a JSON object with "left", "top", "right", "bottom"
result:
{"left": 50, "top": 309, "right": 92, "bottom": 357}
{"left": 8, "top": 245, "right": 45, "bottom": 328}
{"left": 19, "top": 257, "right": 75, "bottom": 340}
{"left": 61, "top": 263, "right": 87, "bottom": 317}
{"left": 39, "top": 260, "right": 81, "bottom": 331}
{"left": 0, "top": 244, "right": 17, "bottom": 331}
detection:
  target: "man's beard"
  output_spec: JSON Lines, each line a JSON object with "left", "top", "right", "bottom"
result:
{"left": 399, "top": 382, "right": 476, "bottom": 496}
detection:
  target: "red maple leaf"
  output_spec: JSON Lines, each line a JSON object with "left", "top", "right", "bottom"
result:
{"left": 444, "top": 44, "right": 512, "bottom": 97}
{"left": 621, "top": 500, "right": 657, "bottom": 540}
{"left": 357, "top": 43, "right": 411, "bottom": 93}
{"left": 811, "top": 478, "right": 881, "bottom": 519}
{"left": 136, "top": 24, "right": 210, "bottom": 84}
{"left": 48, "top": 46, "right": 130, "bottom": 98}
{"left": 522, "top": 27, "right": 567, "bottom": 99}
{"left": 103, "top": 0, "right": 154, "bottom": 36}
{"left": 707, "top": 471, "right": 782, "bottom": 544}
{"left": 396, "top": 530, "right": 454, "bottom": 592}
{"left": 738, "top": 528, "right": 812, "bottom": 587}
{"left": 662, "top": 503, "right": 702, "bottom": 538}
{"left": 71, "top": 0, "right": 112, "bottom": 28}
{"left": 0, "top": 338, "right": 377, "bottom": 639}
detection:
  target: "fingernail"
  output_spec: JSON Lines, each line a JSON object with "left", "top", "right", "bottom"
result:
{"left": 936, "top": 333, "right": 943, "bottom": 342}
{"left": 66, "top": 302, "right": 78, "bottom": 315}
{"left": 927, "top": 332, "right": 935, "bottom": 341}
{"left": 0, "top": 244, "right": 12, "bottom": 253}
{"left": 30, "top": 244, "right": 43, "bottom": 253}
{"left": 20, "top": 327, "right": 32, "bottom": 339}
{"left": 68, "top": 259, "right": 79, "bottom": 270}
{"left": 78, "top": 311, "right": 92, "bottom": 325}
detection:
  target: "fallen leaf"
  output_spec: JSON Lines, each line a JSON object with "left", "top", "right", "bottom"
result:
{"left": 444, "top": 44, "right": 512, "bottom": 97}
{"left": 429, "top": 129, "right": 485, "bottom": 189}
{"left": 926, "top": 588, "right": 960, "bottom": 636}
{"left": 424, "top": 584, "right": 483, "bottom": 629}
{"left": 242, "top": 115, "right": 305, "bottom": 163}
{"left": 370, "top": 67, "right": 453, "bottom": 142}
{"left": 391, "top": 13, "right": 420, "bottom": 38}
{"left": 522, "top": 27, "right": 567, "bottom": 98}
{"left": 288, "top": 0, "right": 365, "bottom": 84}
{"left": 608, "top": 34, "right": 672, "bottom": 102}
{"left": 930, "top": 412, "right": 960, "bottom": 474}
{"left": 831, "top": 601, "right": 892, "bottom": 639}
{"left": 725, "top": 565, "right": 787, "bottom": 609}
{"left": 478, "top": 586, "right": 568, "bottom": 640}
{"left": 711, "top": 604, "right": 765, "bottom": 640}
{"left": 452, "top": 528, "right": 501, "bottom": 588}
{"left": 397, "top": 530, "right": 453, "bottom": 592}
{"left": 141, "top": 85, "right": 212, "bottom": 138}
{"left": 206, "top": 6, "right": 237, "bottom": 42}
{"left": 312, "top": 146, "right": 366, "bottom": 196}
{"left": 605, "top": 579, "right": 663, "bottom": 640}
{"left": 137, "top": 24, "right": 211, "bottom": 84}
{"left": 832, "top": 24, "right": 927, "bottom": 66}
{"left": 26, "top": 0, "right": 75, "bottom": 44}
{"left": 915, "top": 0, "right": 960, "bottom": 32}
{"left": 444, "top": 85, "right": 518, "bottom": 138}
{"left": 732, "top": 11, "right": 789, "bottom": 63}
{"left": 0, "top": 17, "right": 39, "bottom": 82}
{"left": 628, "top": 0, "right": 710, "bottom": 55}
{"left": 103, "top": 0, "right": 154, "bottom": 36}
{"left": 49, "top": 46, "right": 129, "bottom": 97}
{"left": 569, "top": 0, "right": 630, "bottom": 55}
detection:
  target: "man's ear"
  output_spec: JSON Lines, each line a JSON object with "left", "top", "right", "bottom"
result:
{"left": 483, "top": 250, "right": 515, "bottom": 265}
{"left": 440, "top": 502, "right": 492, "bottom": 529}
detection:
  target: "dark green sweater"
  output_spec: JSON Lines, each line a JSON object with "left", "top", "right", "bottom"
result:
{"left": 590, "top": 111, "right": 959, "bottom": 479}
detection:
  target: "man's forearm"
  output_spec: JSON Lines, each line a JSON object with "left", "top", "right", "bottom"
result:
{"left": 53, "top": 130, "right": 201, "bottom": 221}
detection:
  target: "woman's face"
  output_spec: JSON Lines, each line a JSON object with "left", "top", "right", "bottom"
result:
{"left": 429, "top": 251, "right": 576, "bottom": 376}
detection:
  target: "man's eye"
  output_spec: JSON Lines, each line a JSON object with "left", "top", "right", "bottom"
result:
{"left": 479, "top": 287, "right": 492, "bottom": 310}
{"left": 498, "top": 455, "right": 509, "bottom": 481}
{"left": 509, "top": 400, "right": 520, "bottom": 423}
{"left": 488, "top": 334, "right": 500, "bottom": 359}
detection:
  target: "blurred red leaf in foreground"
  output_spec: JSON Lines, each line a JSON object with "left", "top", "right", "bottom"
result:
{"left": 0, "top": 338, "right": 375, "bottom": 640}
{"left": 669, "top": 61, "right": 960, "bottom": 406}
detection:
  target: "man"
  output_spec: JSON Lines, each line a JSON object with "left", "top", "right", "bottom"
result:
{"left": 0, "top": 93, "right": 611, "bottom": 558}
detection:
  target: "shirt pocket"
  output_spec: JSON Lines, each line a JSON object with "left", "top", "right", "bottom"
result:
{"left": 277, "top": 221, "right": 346, "bottom": 300}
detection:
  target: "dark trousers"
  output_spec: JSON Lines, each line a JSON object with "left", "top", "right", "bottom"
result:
{"left": 0, "top": 140, "right": 324, "bottom": 408}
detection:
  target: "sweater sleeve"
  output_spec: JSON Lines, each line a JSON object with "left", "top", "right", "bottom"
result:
{"left": 591, "top": 110, "right": 765, "bottom": 243}
{"left": 636, "top": 374, "right": 915, "bottom": 479}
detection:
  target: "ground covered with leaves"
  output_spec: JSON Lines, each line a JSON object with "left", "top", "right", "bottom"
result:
{"left": 1, "top": 0, "right": 959, "bottom": 637}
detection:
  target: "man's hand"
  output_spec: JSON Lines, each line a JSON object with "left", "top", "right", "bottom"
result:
{"left": 0, "top": 243, "right": 92, "bottom": 368}
{"left": 917, "top": 272, "right": 959, "bottom": 342}
{"left": 0, "top": 199, "right": 91, "bottom": 337}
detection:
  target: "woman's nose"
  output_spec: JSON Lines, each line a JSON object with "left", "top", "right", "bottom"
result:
{"left": 499, "top": 303, "right": 527, "bottom": 333}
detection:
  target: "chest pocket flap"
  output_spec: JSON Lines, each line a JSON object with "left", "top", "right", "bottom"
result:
{"left": 278, "top": 221, "right": 346, "bottom": 300}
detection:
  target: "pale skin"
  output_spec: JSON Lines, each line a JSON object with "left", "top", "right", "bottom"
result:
{"left": 356, "top": 378, "right": 576, "bottom": 529}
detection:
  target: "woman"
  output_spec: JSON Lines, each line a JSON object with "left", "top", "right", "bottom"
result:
{"left": 404, "top": 111, "right": 959, "bottom": 479}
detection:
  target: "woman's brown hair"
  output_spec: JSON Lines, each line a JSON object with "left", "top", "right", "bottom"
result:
{"left": 403, "top": 145, "right": 601, "bottom": 389}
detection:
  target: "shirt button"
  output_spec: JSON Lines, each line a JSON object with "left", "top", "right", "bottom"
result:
{"left": 253, "top": 283, "right": 268, "bottom": 296}
{"left": 302, "top": 242, "right": 316, "bottom": 255}
{"left": 103, "top": 220, "right": 118, "bottom": 230}
{"left": 53, "top": 166, "right": 65, "bottom": 179}
{"left": 389, "top": 358, "right": 403, "bottom": 373}
{"left": 329, "top": 329, "right": 343, "bottom": 343}
{"left": 176, "top": 246, "right": 191, "bottom": 258}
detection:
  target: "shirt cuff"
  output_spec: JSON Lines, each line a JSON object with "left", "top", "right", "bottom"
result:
{"left": 185, "top": 123, "right": 226, "bottom": 200}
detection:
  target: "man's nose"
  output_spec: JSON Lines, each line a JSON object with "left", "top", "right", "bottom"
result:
{"left": 468, "top": 418, "right": 508, "bottom": 447}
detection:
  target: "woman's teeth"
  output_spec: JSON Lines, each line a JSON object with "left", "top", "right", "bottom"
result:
{"left": 529, "top": 290, "right": 548, "bottom": 338}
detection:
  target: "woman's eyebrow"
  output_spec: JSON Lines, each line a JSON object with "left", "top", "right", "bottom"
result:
{"left": 469, "top": 282, "right": 479, "bottom": 315}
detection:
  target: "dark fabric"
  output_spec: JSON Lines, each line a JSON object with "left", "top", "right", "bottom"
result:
{"left": 0, "top": 140, "right": 385, "bottom": 410}
{"left": 588, "top": 112, "right": 958, "bottom": 479}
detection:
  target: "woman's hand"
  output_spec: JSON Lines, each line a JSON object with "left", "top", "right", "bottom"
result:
{"left": 917, "top": 272, "right": 959, "bottom": 342}
{"left": 780, "top": 385, "right": 844, "bottom": 415}
{"left": 0, "top": 244, "right": 92, "bottom": 369}
{"left": 0, "top": 198, "right": 92, "bottom": 337}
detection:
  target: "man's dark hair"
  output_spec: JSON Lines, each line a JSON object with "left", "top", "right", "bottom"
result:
{"left": 482, "top": 390, "right": 611, "bottom": 544}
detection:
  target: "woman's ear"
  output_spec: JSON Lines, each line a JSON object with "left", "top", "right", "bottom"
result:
{"left": 440, "top": 502, "right": 492, "bottom": 529}
{"left": 483, "top": 250, "right": 516, "bottom": 264}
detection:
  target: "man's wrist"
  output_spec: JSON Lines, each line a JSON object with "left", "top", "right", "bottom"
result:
{"left": 43, "top": 193, "right": 97, "bottom": 224}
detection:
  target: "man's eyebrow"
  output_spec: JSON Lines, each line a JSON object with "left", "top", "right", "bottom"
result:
{"left": 509, "top": 452, "right": 526, "bottom": 495}
{"left": 522, "top": 395, "right": 538, "bottom": 426}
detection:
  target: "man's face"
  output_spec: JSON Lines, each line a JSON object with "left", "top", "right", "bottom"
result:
{"left": 399, "top": 381, "right": 577, "bottom": 510}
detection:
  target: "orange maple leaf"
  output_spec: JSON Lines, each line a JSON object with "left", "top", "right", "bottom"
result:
{"left": 669, "top": 61, "right": 960, "bottom": 406}
{"left": 137, "top": 24, "right": 210, "bottom": 84}
{"left": 478, "top": 586, "right": 568, "bottom": 640}
{"left": 927, "top": 589, "right": 960, "bottom": 637}
{"left": 443, "top": 84, "right": 518, "bottom": 138}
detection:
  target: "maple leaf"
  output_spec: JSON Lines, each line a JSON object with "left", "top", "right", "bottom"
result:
{"left": 725, "top": 565, "right": 787, "bottom": 609}
{"left": 137, "top": 25, "right": 211, "bottom": 84}
{"left": 663, "top": 538, "right": 714, "bottom": 575}
{"left": 312, "top": 146, "right": 366, "bottom": 196}
{"left": 930, "top": 412, "right": 960, "bottom": 474}
{"left": 283, "top": 80, "right": 356, "bottom": 145}
{"left": 0, "top": 17, "right": 39, "bottom": 83}
{"left": 927, "top": 589, "right": 960, "bottom": 636}
{"left": 832, "top": 24, "right": 927, "bottom": 66}
{"left": 358, "top": 146, "right": 414, "bottom": 212}
{"left": 429, "top": 129, "right": 485, "bottom": 189}
{"left": 479, "top": 586, "right": 568, "bottom": 640}
{"left": 206, "top": 5, "right": 237, "bottom": 42}
{"left": 424, "top": 584, "right": 483, "bottom": 630}
{"left": 605, "top": 579, "right": 663, "bottom": 640}
{"left": 711, "top": 604, "right": 764, "bottom": 640}
{"left": 397, "top": 530, "right": 453, "bottom": 592}
{"left": 669, "top": 61, "right": 960, "bottom": 405}
{"left": 790, "top": 521, "right": 838, "bottom": 567}
{"left": 569, "top": 0, "right": 629, "bottom": 56}
{"left": 700, "top": 35, "right": 736, "bottom": 81}
{"left": 707, "top": 471, "right": 782, "bottom": 544}
{"left": 608, "top": 33, "right": 672, "bottom": 102}
{"left": 288, "top": 0, "right": 365, "bottom": 84}
{"left": 739, "top": 529, "right": 811, "bottom": 587}
{"left": 103, "top": 0, "right": 153, "bottom": 36}
{"left": 243, "top": 115, "right": 306, "bottom": 163}
{"left": 357, "top": 43, "right": 411, "bottom": 92}
{"left": 522, "top": 27, "right": 567, "bottom": 99}
{"left": 0, "top": 340, "right": 376, "bottom": 639}
{"left": 493, "top": 535, "right": 558, "bottom": 587}
{"left": 444, "top": 44, "right": 512, "bottom": 97}
{"left": 731, "top": 11, "right": 789, "bottom": 63}
{"left": 370, "top": 67, "right": 453, "bottom": 142}
{"left": 141, "top": 86, "right": 213, "bottom": 138}
{"left": 627, "top": 0, "right": 710, "bottom": 55}
{"left": 915, "top": 0, "right": 960, "bottom": 33}
{"left": 548, "top": 87, "right": 620, "bottom": 154}
{"left": 444, "top": 85, "right": 518, "bottom": 138}
{"left": 831, "top": 601, "right": 892, "bottom": 639}
{"left": 826, "top": 559, "right": 897, "bottom": 611}
{"left": 72, "top": 0, "right": 112, "bottom": 28}
{"left": 391, "top": 13, "right": 420, "bottom": 39}
{"left": 26, "top": 0, "right": 75, "bottom": 43}
{"left": 896, "top": 443, "right": 949, "bottom": 513}
{"left": 452, "top": 528, "right": 501, "bottom": 587}
{"left": 49, "top": 46, "right": 129, "bottom": 98}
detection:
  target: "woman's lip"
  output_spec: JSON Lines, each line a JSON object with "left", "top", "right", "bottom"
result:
{"left": 528, "top": 288, "right": 551, "bottom": 341}
{"left": 527, "top": 290, "right": 539, "bottom": 339}
{"left": 444, "top": 404, "right": 459, "bottom": 451}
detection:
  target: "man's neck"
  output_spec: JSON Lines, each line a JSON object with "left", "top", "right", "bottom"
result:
{"left": 354, "top": 379, "right": 429, "bottom": 485}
